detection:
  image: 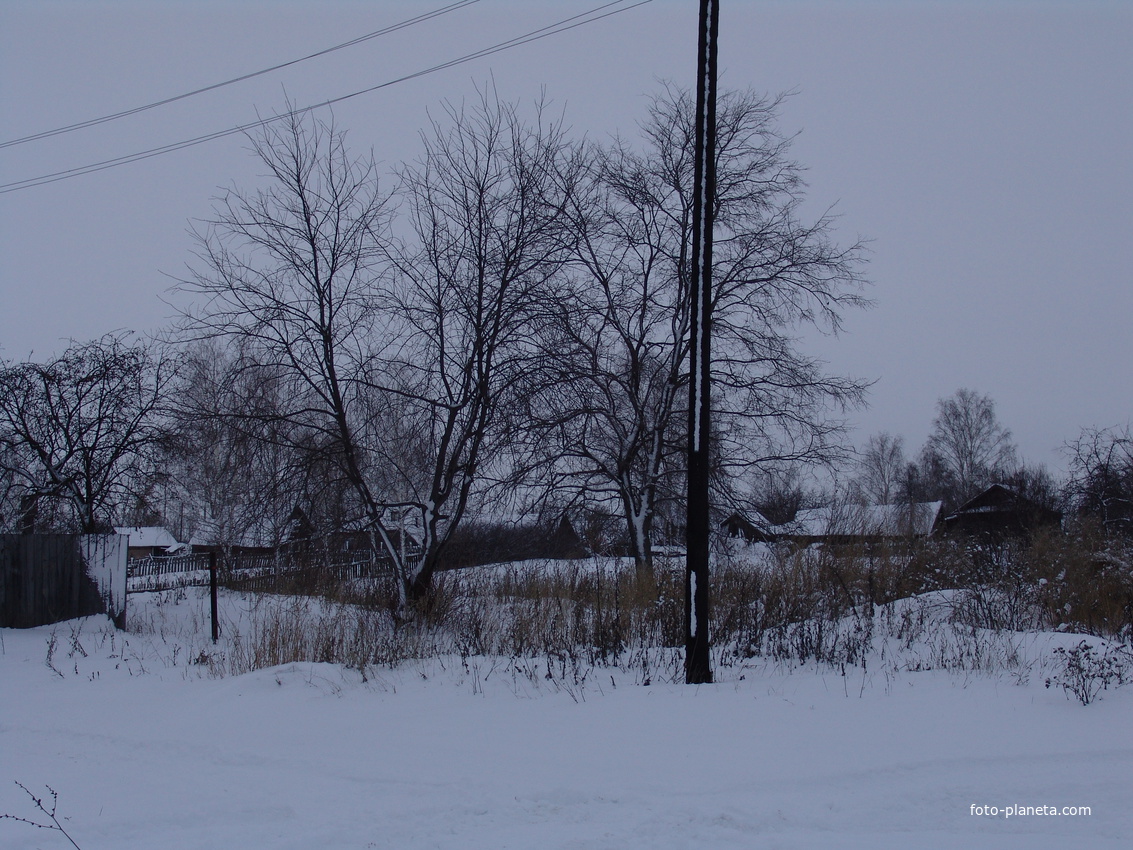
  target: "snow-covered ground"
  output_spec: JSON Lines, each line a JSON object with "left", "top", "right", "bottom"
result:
{"left": 2, "top": 586, "right": 1129, "bottom": 849}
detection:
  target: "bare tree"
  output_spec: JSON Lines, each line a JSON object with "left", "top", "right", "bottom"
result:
{"left": 380, "top": 90, "right": 583, "bottom": 601}
{"left": 854, "top": 432, "right": 907, "bottom": 504}
{"left": 0, "top": 334, "right": 173, "bottom": 533}
{"left": 523, "top": 85, "right": 869, "bottom": 574}
{"left": 1064, "top": 423, "right": 1133, "bottom": 534}
{"left": 177, "top": 94, "right": 584, "bottom": 607}
{"left": 922, "top": 388, "right": 1017, "bottom": 507}
{"left": 161, "top": 339, "right": 299, "bottom": 549}
{"left": 0, "top": 422, "right": 30, "bottom": 532}
{"left": 175, "top": 110, "right": 405, "bottom": 582}
{"left": 748, "top": 462, "right": 816, "bottom": 525}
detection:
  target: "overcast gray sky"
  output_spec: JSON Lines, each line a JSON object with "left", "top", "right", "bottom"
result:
{"left": 2, "top": 0, "right": 1130, "bottom": 474}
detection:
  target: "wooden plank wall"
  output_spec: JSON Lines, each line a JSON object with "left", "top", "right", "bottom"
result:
{"left": 0, "top": 534, "right": 106, "bottom": 628}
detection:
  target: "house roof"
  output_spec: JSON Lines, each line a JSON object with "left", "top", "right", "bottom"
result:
{"left": 115, "top": 526, "right": 180, "bottom": 550}
{"left": 942, "top": 483, "right": 1061, "bottom": 528}
{"left": 950, "top": 484, "right": 1027, "bottom": 515}
{"left": 770, "top": 502, "right": 943, "bottom": 539}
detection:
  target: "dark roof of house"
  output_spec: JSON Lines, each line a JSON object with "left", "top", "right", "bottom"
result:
{"left": 942, "top": 483, "right": 1061, "bottom": 530}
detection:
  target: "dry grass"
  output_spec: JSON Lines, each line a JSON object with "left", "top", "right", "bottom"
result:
{"left": 134, "top": 531, "right": 1131, "bottom": 685}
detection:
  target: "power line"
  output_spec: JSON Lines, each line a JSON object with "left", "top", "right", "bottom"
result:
{"left": 0, "top": 0, "right": 482, "bottom": 150}
{"left": 1, "top": 0, "right": 652, "bottom": 195}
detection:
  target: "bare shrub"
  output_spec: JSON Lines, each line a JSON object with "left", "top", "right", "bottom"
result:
{"left": 221, "top": 595, "right": 438, "bottom": 677}
{"left": 2, "top": 782, "right": 83, "bottom": 849}
{"left": 930, "top": 529, "right": 1133, "bottom": 638}
{"left": 1025, "top": 527, "right": 1133, "bottom": 638}
{"left": 1045, "top": 640, "right": 1131, "bottom": 705}
{"left": 134, "top": 522, "right": 1129, "bottom": 688}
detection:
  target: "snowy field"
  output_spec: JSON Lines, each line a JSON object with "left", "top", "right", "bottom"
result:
{"left": 2, "top": 585, "right": 1130, "bottom": 849}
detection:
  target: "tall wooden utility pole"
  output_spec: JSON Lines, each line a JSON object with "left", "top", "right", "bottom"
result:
{"left": 685, "top": 0, "right": 718, "bottom": 685}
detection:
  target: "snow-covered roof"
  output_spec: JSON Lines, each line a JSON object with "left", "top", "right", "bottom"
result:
{"left": 771, "top": 502, "right": 943, "bottom": 539}
{"left": 115, "top": 526, "right": 181, "bottom": 550}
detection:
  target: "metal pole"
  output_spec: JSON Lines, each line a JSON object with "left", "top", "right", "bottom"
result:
{"left": 685, "top": 0, "right": 718, "bottom": 685}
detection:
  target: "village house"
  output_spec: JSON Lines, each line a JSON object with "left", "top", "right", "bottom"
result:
{"left": 938, "top": 483, "right": 1062, "bottom": 538}
{"left": 114, "top": 525, "right": 187, "bottom": 560}
{"left": 721, "top": 501, "right": 943, "bottom": 549}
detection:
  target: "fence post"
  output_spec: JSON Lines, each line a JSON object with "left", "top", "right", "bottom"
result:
{"left": 209, "top": 551, "right": 219, "bottom": 643}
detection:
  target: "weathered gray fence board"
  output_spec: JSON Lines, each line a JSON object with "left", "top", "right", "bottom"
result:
{"left": 0, "top": 534, "right": 127, "bottom": 629}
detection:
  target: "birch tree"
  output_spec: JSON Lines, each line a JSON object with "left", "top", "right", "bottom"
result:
{"left": 854, "top": 432, "right": 907, "bottom": 505}
{"left": 922, "top": 388, "right": 1017, "bottom": 507}
{"left": 162, "top": 340, "right": 300, "bottom": 550}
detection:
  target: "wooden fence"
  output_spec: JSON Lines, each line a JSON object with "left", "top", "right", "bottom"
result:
{"left": 126, "top": 548, "right": 400, "bottom": 594}
{"left": 1, "top": 534, "right": 127, "bottom": 628}
{"left": 0, "top": 534, "right": 401, "bottom": 630}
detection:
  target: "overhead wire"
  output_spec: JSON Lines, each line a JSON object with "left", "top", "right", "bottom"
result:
{"left": 0, "top": 0, "right": 653, "bottom": 195}
{"left": 0, "top": 0, "right": 482, "bottom": 150}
